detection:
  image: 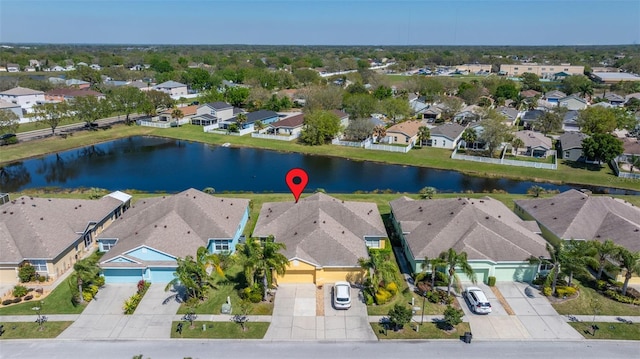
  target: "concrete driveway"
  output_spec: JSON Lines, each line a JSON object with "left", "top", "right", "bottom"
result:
{"left": 264, "top": 283, "right": 376, "bottom": 341}
{"left": 58, "top": 283, "right": 181, "bottom": 339}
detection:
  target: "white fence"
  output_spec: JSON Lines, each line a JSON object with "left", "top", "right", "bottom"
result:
{"left": 251, "top": 133, "right": 299, "bottom": 141}
{"left": 332, "top": 138, "right": 370, "bottom": 147}
{"left": 331, "top": 137, "right": 413, "bottom": 153}
{"left": 451, "top": 147, "right": 557, "bottom": 169}
{"left": 611, "top": 159, "right": 640, "bottom": 180}
{"left": 138, "top": 120, "right": 171, "bottom": 128}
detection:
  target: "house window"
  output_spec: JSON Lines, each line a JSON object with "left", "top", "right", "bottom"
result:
{"left": 83, "top": 232, "right": 93, "bottom": 248}
{"left": 29, "top": 260, "right": 47, "bottom": 272}
{"left": 101, "top": 239, "right": 117, "bottom": 251}
{"left": 564, "top": 151, "right": 570, "bottom": 158}
{"left": 365, "top": 238, "right": 380, "bottom": 249}
{"left": 214, "top": 240, "right": 230, "bottom": 251}
{"left": 539, "top": 263, "right": 554, "bottom": 271}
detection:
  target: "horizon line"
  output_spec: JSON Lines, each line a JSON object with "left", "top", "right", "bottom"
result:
{"left": 2, "top": 42, "right": 639, "bottom": 47}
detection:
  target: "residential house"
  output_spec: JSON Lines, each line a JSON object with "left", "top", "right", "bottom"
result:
{"left": 332, "top": 109, "right": 350, "bottom": 129}
{"left": 429, "top": 123, "right": 465, "bottom": 149}
{"left": 521, "top": 109, "right": 546, "bottom": 129}
{"left": 252, "top": 193, "right": 387, "bottom": 284}
{"left": 267, "top": 113, "right": 305, "bottom": 136}
{"left": 514, "top": 190, "right": 640, "bottom": 283}
{"left": 24, "top": 66, "right": 36, "bottom": 72}
{"left": 89, "top": 64, "right": 101, "bottom": 70}
{"left": 422, "top": 106, "right": 443, "bottom": 122}
{"left": 0, "top": 192, "right": 131, "bottom": 284}
{"left": 513, "top": 130, "right": 553, "bottom": 157}
{"left": 98, "top": 189, "right": 250, "bottom": 283}
{"left": 551, "top": 71, "right": 571, "bottom": 81}
{"left": 386, "top": 120, "right": 423, "bottom": 145}
{"left": 50, "top": 65, "right": 66, "bottom": 72}
{"left": 153, "top": 80, "right": 188, "bottom": 98}
{"left": 126, "top": 80, "right": 153, "bottom": 92}
{"left": 562, "top": 110, "right": 580, "bottom": 132}
{"left": 191, "top": 102, "right": 234, "bottom": 126}
{"left": 557, "top": 132, "right": 588, "bottom": 162}
{"left": 617, "top": 137, "right": 640, "bottom": 164}
{"left": 0, "top": 99, "right": 23, "bottom": 120}
{"left": 0, "top": 86, "right": 45, "bottom": 113}
{"left": 497, "top": 106, "right": 520, "bottom": 126}
{"left": 6, "top": 64, "right": 19, "bottom": 72}
{"left": 409, "top": 96, "right": 429, "bottom": 118}
{"left": 454, "top": 105, "right": 482, "bottom": 124}
{"left": 389, "top": 196, "right": 548, "bottom": 283}
{"left": 45, "top": 88, "right": 105, "bottom": 102}
{"left": 544, "top": 90, "right": 567, "bottom": 104}
{"left": 520, "top": 89, "right": 541, "bottom": 99}
{"left": 158, "top": 105, "right": 198, "bottom": 122}
{"left": 559, "top": 95, "right": 588, "bottom": 111}
{"left": 235, "top": 109, "right": 280, "bottom": 131}
{"left": 604, "top": 93, "right": 626, "bottom": 107}
{"left": 48, "top": 78, "right": 91, "bottom": 89}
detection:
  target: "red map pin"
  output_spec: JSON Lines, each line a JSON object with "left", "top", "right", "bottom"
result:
{"left": 285, "top": 168, "right": 308, "bottom": 203}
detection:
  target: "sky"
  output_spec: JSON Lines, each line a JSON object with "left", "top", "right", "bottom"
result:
{"left": 0, "top": 0, "right": 639, "bottom": 46}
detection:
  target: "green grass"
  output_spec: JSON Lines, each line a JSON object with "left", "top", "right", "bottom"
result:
{"left": 0, "top": 280, "right": 87, "bottom": 315}
{"left": 0, "top": 321, "right": 73, "bottom": 339}
{"left": 552, "top": 281, "right": 640, "bottom": 317}
{"left": 371, "top": 322, "right": 470, "bottom": 340}
{"left": 568, "top": 322, "right": 640, "bottom": 340}
{"left": 170, "top": 321, "right": 269, "bottom": 339}
{"left": 176, "top": 264, "right": 273, "bottom": 316}
{"left": 3, "top": 122, "right": 639, "bottom": 192}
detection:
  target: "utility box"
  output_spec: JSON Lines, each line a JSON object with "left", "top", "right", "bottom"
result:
{"left": 221, "top": 303, "right": 232, "bottom": 314}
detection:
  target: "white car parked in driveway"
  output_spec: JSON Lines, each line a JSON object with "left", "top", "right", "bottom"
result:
{"left": 464, "top": 286, "right": 492, "bottom": 314}
{"left": 333, "top": 281, "right": 352, "bottom": 309}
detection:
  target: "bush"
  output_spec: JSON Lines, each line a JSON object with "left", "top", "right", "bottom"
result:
{"left": 442, "top": 305, "right": 464, "bottom": 330}
{"left": 95, "top": 276, "right": 105, "bottom": 287}
{"left": 532, "top": 274, "right": 547, "bottom": 286}
{"left": 542, "top": 286, "right": 552, "bottom": 297}
{"left": 385, "top": 282, "right": 399, "bottom": 296}
{"left": 12, "top": 297, "right": 22, "bottom": 303}
{"left": 555, "top": 286, "right": 577, "bottom": 298}
{"left": 363, "top": 291, "right": 374, "bottom": 305}
{"left": 13, "top": 285, "right": 28, "bottom": 298}
{"left": 2, "top": 299, "right": 13, "bottom": 306}
{"left": 82, "top": 291, "right": 94, "bottom": 302}
{"left": 23, "top": 294, "right": 33, "bottom": 301}
{"left": 595, "top": 280, "right": 608, "bottom": 291}
{"left": 123, "top": 293, "right": 142, "bottom": 314}
{"left": 375, "top": 288, "right": 393, "bottom": 305}
{"left": 387, "top": 304, "right": 413, "bottom": 331}
{"left": 18, "top": 264, "right": 36, "bottom": 283}
{"left": 487, "top": 276, "right": 496, "bottom": 287}
{"left": 239, "top": 284, "right": 263, "bottom": 303}
{"left": 604, "top": 289, "right": 640, "bottom": 305}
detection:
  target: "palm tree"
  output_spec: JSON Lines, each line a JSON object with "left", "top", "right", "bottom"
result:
{"left": 628, "top": 155, "right": 640, "bottom": 173}
{"left": 419, "top": 186, "right": 437, "bottom": 199}
{"left": 539, "top": 242, "right": 563, "bottom": 296}
{"left": 236, "top": 236, "right": 288, "bottom": 300}
{"left": 165, "top": 254, "right": 213, "bottom": 301}
{"left": 236, "top": 112, "right": 248, "bottom": 130}
{"left": 589, "top": 239, "right": 618, "bottom": 280}
{"left": 196, "top": 246, "right": 229, "bottom": 278}
{"left": 254, "top": 120, "right": 265, "bottom": 132}
{"left": 615, "top": 248, "right": 640, "bottom": 296}
{"left": 417, "top": 126, "right": 430, "bottom": 147}
{"left": 562, "top": 240, "right": 595, "bottom": 287}
{"left": 72, "top": 257, "right": 100, "bottom": 303}
{"left": 421, "top": 256, "right": 447, "bottom": 291}
{"left": 439, "top": 248, "right": 476, "bottom": 296}
{"left": 373, "top": 125, "right": 387, "bottom": 143}
{"left": 527, "top": 185, "right": 545, "bottom": 198}
{"left": 358, "top": 250, "right": 400, "bottom": 294}
{"left": 511, "top": 137, "right": 524, "bottom": 156}
{"left": 171, "top": 106, "right": 184, "bottom": 127}
{"left": 461, "top": 128, "right": 477, "bottom": 149}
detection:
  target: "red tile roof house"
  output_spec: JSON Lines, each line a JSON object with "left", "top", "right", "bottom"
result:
{"left": 0, "top": 192, "right": 131, "bottom": 284}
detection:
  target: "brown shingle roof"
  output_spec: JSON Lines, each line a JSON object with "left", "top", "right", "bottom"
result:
{"left": 390, "top": 196, "right": 547, "bottom": 262}
{"left": 160, "top": 105, "right": 198, "bottom": 116}
{"left": 0, "top": 86, "right": 44, "bottom": 96}
{"left": 514, "top": 190, "right": 640, "bottom": 251}
{"left": 252, "top": 193, "right": 386, "bottom": 267}
{"left": 387, "top": 120, "right": 423, "bottom": 138}
{"left": 271, "top": 113, "right": 304, "bottom": 128}
{"left": 0, "top": 195, "right": 125, "bottom": 263}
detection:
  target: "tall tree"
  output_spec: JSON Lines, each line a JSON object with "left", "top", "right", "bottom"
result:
{"left": 165, "top": 253, "right": 214, "bottom": 301}
{"left": 143, "top": 90, "right": 174, "bottom": 118}
{"left": 439, "top": 248, "right": 476, "bottom": 296}
{"left": 301, "top": 85, "right": 344, "bottom": 113}
{"left": 171, "top": 106, "right": 184, "bottom": 127}
{"left": 417, "top": 126, "right": 431, "bottom": 146}
{"left": 373, "top": 124, "right": 387, "bottom": 143}
{"left": 536, "top": 111, "right": 563, "bottom": 135}
{"left": 422, "top": 256, "right": 447, "bottom": 290}
{"left": 378, "top": 97, "right": 411, "bottom": 124}
{"left": 343, "top": 93, "right": 377, "bottom": 120}
{"left": 33, "top": 102, "right": 70, "bottom": 135}
{"left": 299, "top": 110, "right": 341, "bottom": 145}
{"left": 224, "top": 87, "right": 250, "bottom": 107}
{"left": 561, "top": 240, "right": 595, "bottom": 287}
{"left": 106, "top": 86, "right": 145, "bottom": 125}
{"left": 72, "top": 95, "right": 108, "bottom": 127}
{"left": 0, "top": 109, "right": 20, "bottom": 135}
{"left": 235, "top": 112, "right": 248, "bottom": 130}
{"left": 236, "top": 236, "right": 288, "bottom": 300}
{"left": 511, "top": 137, "right": 525, "bottom": 155}
{"left": 478, "top": 109, "right": 513, "bottom": 158}
{"left": 461, "top": 127, "right": 477, "bottom": 148}
{"left": 615, "top": 248, "right": 640, "bottom": 296}
{"left": 561, "top": 75, "right": 592, "bottom": 96}
{"left": 520, "top": 72, "right": 542, "bottom": 91}
{"left": 344, "top": 118, "right": 374, "bottom": 141}
{"left": 577, "top": 107, "right": 618, "bottom": 135}
{"left": 358, "top": 249, "right": 400, "bottom": 294}
{"left": 581, "top": 133, "right": 623, "bottom": 165}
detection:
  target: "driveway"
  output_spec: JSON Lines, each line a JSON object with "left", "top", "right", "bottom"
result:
{"left": 264, "top": 283, "right": 376, "bottom": 341}
{"left": 58, "top": 283, "right": 181, "bottom": 339}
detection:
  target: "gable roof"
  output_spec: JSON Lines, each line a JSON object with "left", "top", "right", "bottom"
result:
{"left": 0, "top": 195, "right": 126, "bottom": 263}
{"left": 160, "top": 105, "right": 198, "bottom": 117}
{"left": 270, "top": 113, "right": 304, "bottom": 128}
{"left": 520, "top": 89, "right": 541, "bottom": 98}
{"left": 559, "top": 95, "right": 587, "bottom": 104}
{"left": 203, "top": 101, "right": 232, "bottom": 111}
{"left": 498, "top": 106, "right": 519, "bottom": 120}
{"left": 559, "top": 132, "right": 588, "bottom": 150}
{"left": 0, "top": 86, "right": 44, "bottom": 96}
{"left": 387, "top": 120, "right": 423, "bottom": 138}
{"left": 522, "top": 109, "right": 545, "bottom": 121}
{"left": 621, "top": 137, "right": 640, "bottom": 155}
{"left": 252, "top": 193, "right": 386, "bottom": 267}
{"left": 0, "top": 99, "right": 20, "bottom": 109}
{"left": 154, "top": 81, "right": 187, "bottom": 89}
{"left": 604, "top": 93, "right": 625, "bottom": 102}
{"left": 99, "top": 189, "right": 250, "bottom": 264}
{"left": 545, "top": 90, "right": 566, "bottom": 99}
{"left": 245, "top": 110, "right": 279, "bottom": 124}
{"left": 331, "top": 109, "right": 349, "bottom": 119}
{"left": 431, "top": 123, "right": 466, "bottom": 141}
{"left": 514, "top": 190, "right": 640, "bottom": 251}
{"left": 514, "top": 130, "right": 552, "bottom": 150}
{"left": 390, "top": 196, "right": 547, "bottom": 262}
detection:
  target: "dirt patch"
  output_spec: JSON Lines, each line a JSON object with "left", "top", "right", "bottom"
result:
{"left": 316, "top": 286, "right": 324, "bottom": 316}
{"left": 490, "top": 286, "right": 515, "bottom": 315}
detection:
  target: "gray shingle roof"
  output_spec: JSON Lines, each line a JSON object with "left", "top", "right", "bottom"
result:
{"left": 0, "top": 195, "right": 126, "bottom": 263}
{"left": 514, "top": 190, "right": 640, "bottom": 251}
{"left": 154, "top": 81, "right": 187, "bottom": 89}
{"left": 252, "top": 193, "right": 386, "bottom": 267}
{"left": 245, "top": 110, "right": 278, "bottom": 124}
{"left": 99, "top": 189, "right": 249, "bottom": 264}
{"left": 0, "top": 86, "right": 44, "bottom": 96}
{"left": 206, "top": 101, "right": 233, "bottom": 110}
{"left": 431, "top": 123, "right": 465, "bottom": 141}
{"left": 390, "top": 196, "right": 547, "bottom": 262}
{"left": 559, "top": 132, "right": 588, "bottom": 150}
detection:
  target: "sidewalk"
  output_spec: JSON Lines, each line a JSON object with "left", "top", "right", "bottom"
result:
{"left": 562, "top": 315, "right": 640, "bottom": 323}
{"left": 0, "top": 314, "right": 80, "bottom": 322}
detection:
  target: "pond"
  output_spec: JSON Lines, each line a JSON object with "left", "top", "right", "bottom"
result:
{"left": 0, "top": 136, "right": 636, "bottom": 195}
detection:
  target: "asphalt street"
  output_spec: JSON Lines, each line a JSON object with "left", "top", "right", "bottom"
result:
{"left": 1, "top": 339, "right": 638, "bottom": 359}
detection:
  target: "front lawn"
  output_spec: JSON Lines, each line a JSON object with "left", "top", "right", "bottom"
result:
{"left": 0, "top": 280, "right": 86, "bottom": 315}
{"left": 568, "top": 322, "right": 640, "bottom": 340}
{"left": 551, "top": 281, "right": 640, "bottom": 317}
{"left": 0, "top": 321, "right": 73, "bottom": 339}
{"left": 371, "top": 321, "right": 470, "bottom": 340}
{"left": 170, "top": 321, "right": 269, "bottom": 339}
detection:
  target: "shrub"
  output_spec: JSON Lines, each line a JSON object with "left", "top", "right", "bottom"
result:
{"left": 123, "top": 293, "right": 142, "bottom": 314}
{"left": 23, "top": 294, "right": 33, "bottom": 301}
{"left": 595, "top": 280, "right": 608, "bottom": 291}
{"left": 38, "top": 275, "right": 47, "bottom": 283}
{"left": 239, "top": 284, "right": 263, "bottom": 303}
{"left": 532, "top": 274, "right": 547, "bottom": 286}
{"left": 375, "top": 288, "right": 393, "bottom": 305}
{"left": 13, "top": 285, "right": 28, "bottom": 298}
{"left": 542, "top": 286, "right": 552, "bottom": 297}
{"left": 385, "top": 282, "right": 399, "bottom": 296}
{"left": 18, "top": 264, "right": 37, "bottom": 283}
{"left": 555, "top": 286, "right": 577, "bottom": 298}
{"left": 442, "top": 305, "right": 464, "bottom": 330}
{"left": 82, "top": 291, "right": 94, "bottom": 303}
{"left": 604, "top": 289, "right": 640, "bottom": 305}
{"left": 137, "top": 280, "right": 146, "bottom": 294}
{"left": 95, "top": 276, "right": 105, "bottom": 287}
{"left": 387, "top": 304, "right": 413, "bottom": 331}
{"left": 2, "top": 299, "right": 13, "bottom": 306}
{"left": 363, "top": 291, "right": 374, "bottom": 305}
{"left": 12, "top": 297, "right": 22, "bottom": 303}
{"left": 487, "top": 276, "right": 496, "bottom": 287}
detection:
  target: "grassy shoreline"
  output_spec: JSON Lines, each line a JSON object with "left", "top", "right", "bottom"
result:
{"left": 2, "top": 123, "right": 639, "bottom": 192}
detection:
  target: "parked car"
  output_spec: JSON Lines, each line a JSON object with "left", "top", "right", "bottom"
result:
{"left": 464, "top": 286, "right": 492, "bottom": 314}
{"left": 333, "top": 281, "right": 352, "bottom": 309}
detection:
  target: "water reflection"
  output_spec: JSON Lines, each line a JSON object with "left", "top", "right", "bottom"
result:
{"left": 1, "top": 136, "right": 637, "bottom": 195}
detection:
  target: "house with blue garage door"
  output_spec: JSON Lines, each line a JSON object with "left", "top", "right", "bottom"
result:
{"left": 389, "top": 196, "right": 548, "bottom": 284}
{"left": 98, "top": 188, "right": 250, "bottom": 283}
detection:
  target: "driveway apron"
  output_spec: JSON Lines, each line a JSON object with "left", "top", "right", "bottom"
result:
{"left": 117, "top": 283, "right": 181, "bottom": 339}
{"left": 322, "top": 284, "right": 377, "bottom": 341}
{"left": 264, "top": 284, "right": 317, "bottom": 340}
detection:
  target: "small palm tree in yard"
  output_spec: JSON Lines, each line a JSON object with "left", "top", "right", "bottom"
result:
{"left": 171, "top": 106, "right": 184, "bottom": 127}
{"left": 615, "top": 247, "right": 640, "bottom": 296}
{"left": 511, "top": 137, "right": 524, "bottom": 156}
{"left": 236, "top": 236, "right": 288, "bottom": 301}
{"left": 417, "top": 126, "right": 430, "bottom": 147}
{"left": 589, "top": 239, "right": 618, "bottom": 280}
{"left": 439, "top": 248, "right": 476, "bottom": 296}
{"left": 236, "top": 112, "right": 248, "bottom": 130}
{"left": 527, "top": 185, "right": 545, "bottom": 198}
{"left": 421, "top": 255, "right": 447, "bottom": 291}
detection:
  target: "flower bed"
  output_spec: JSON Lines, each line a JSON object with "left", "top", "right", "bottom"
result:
{"left": 123, "top": 280, "right": 151, "bottom": 314}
